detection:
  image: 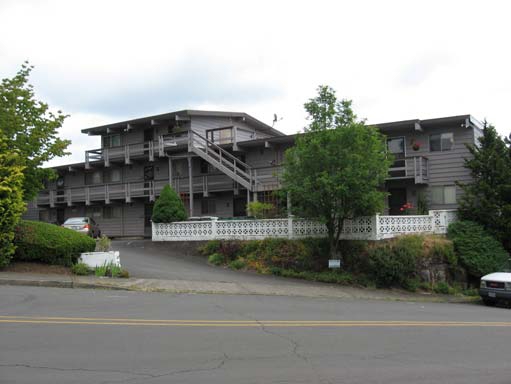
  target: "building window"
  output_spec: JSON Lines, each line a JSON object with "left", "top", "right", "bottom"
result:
{"left": 201, "top": 199, "right": 216, "bottom": 215}
{"left": 103, "top": 206, "right": 122, "bottom": 219}
{"left": 103, "top": 134, "right": 121, "bottom": 148}
{"left": 85, "top": 170, "right": 103, "bottom": 185}
{"left": 430, "top": 133, "right": 454, "bottom": 151}
{"left": 431, "top": 186, "right": 456, "bottom": 204}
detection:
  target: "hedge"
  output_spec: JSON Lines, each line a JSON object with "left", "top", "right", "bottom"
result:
{"left": 13, "top": 220, "right": 96, "bottom": 266}
{"left": 448, "top": 220, "right": 509, "bottom": 278}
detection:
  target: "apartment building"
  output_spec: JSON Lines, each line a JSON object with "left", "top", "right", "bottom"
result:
{"left": 27, "top": 110, "right": 482, "bottom": 237}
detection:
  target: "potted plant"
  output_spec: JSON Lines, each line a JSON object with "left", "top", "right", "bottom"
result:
{"left": 411, "top": 139, "right": 422, "bottom": 151}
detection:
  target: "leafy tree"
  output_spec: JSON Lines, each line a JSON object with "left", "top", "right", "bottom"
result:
{"left": 458, "top": 123, "right": 511, "bottom": 251}
{"left": 0, "top": 137, "right": 26, "bottom": 267}
{"left": 152, "top": 185, "right": 187, "bottom": 223}
{"left": 283, "top": 86, "right": 392, "bottom": 260}
{"left": 0, "top": 62, "right": 70, "bottom": 201}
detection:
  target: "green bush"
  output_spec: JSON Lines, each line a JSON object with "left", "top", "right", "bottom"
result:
{"left": 367, "top": 235, "right": 422, "bottom": 288}
{"left": 13, "top": 220, "right": 96, "bottom": 266}
{"left": 448, "top": 221, "right": 509, "bottom": 278}
{"left": 0, "top": 140, "right": 26, "bottom": 268}
{"left": 218, "top": 240, "right": 243, "bottom": 261}
{"left": 208, "top": 253, "right": 224, "bottom": 266}
{"left": 152, "top": 184, "right": 187, "bottom": 223}
{"left": 270, "top": 267, "right": 355, "bottom": 285}
{"left": 246, "top": 201, "right": 274, "bottom": 219}
{"left": 255, "top": 238, "right": 311, "bottom": 270}
{"left": 198, "top": 240, "right": 222, "bottom": 256}
{"left": 433, "top": 281, "right": 454, "bottom": 295}
{"left": 71, "top": 262, "right": 90, "bottom": 276}
{"left": 229, "top": 259, "right": 246, "bottom": 270}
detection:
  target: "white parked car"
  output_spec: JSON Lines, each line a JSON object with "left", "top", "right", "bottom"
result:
{"left": 480, "top": 272, "right": 511, "bottom": 306}
{"left": 62, "top": 217, "right": 101, "bottom": 238}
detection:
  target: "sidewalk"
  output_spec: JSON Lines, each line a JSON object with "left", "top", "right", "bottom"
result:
{"left": 0, "top": 271, "right": 478, "bottom": 303}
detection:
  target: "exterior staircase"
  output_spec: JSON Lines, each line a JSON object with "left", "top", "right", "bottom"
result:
{"left": 188, "top": 130, "right": 256, "bottom": 191}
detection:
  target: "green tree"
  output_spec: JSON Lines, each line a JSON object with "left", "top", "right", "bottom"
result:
{"left": 283, "top": 86, "right": 392, "bottom": 260}
{"left": 152, "top": 185, "right": 188, "bottom": 223}
{"left": 458, "top": 123, "right": 511, "bottom": 251}
{"left": 0, "top": 62, "right": 70, "bottom": 201}
{"left": 0, "top": 137, "right": 26, "bottom": 267}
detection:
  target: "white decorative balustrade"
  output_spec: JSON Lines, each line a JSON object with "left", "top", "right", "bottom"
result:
{"left": 152, "top": 210, "right": 457, "bottom": 242}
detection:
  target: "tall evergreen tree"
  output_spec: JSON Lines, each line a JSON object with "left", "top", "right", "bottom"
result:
{"left": 458, "top": 123, "right": 511, "bottom": 252}
{"left": 152, "top": 185, "right": 188, "bottom": 223}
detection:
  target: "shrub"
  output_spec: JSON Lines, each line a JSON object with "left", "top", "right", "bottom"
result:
{"left": 152, "top": 184, "right": 187, "bottom": 223}
{"left": 229, "top": 259, "right": 246, "bottom": 270}
{"left": 71, "top": 262, "right": 90, "bottom": 276}
{"left": 13, "top": 220, "right": 96, "bottom": 266}
{"left": 0, "top": 141, "right": 25, "bottom": 268}
{"left": 198, "top": 240, "right": 221, "bottom": 256}
{"left": 448, "top": 221, "right": 509, "bottom": 278}
{"left": 218, "top": 240, "right": 242, "bottom": 261}
{"left": 367, "top": 236, "right": 422, "bottom": 288}
{"left": 256, "top": 238, "right": 310, "bottom": 270}
{"left": 340, "top": 240, "right": 370, "bottom": 273}
{"left": 246, "top": 201, "right": 274, "bottom": 219}
{"left": 96, "top": 235, "right": 111, "bottom": 252}
{"left": 208, "top": 253, "right": 224, "bottom": 266}
{"left": 301, "top": 237, "right": 331, "bottom": 270}
{"left": 433, "top": 281, "right": 453, "bottom": 295}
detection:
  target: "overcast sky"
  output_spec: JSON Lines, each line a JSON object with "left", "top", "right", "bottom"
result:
{"left": 1, "top": 0, "right": 510, "bottom": 166}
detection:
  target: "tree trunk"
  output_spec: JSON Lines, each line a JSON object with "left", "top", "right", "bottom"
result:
{"left": 326, "top": 221, "right": 338, "bottom": 260}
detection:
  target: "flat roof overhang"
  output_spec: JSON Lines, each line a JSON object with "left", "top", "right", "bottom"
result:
{"left": 81, "top": 110, "right": 285, "bottom": 137}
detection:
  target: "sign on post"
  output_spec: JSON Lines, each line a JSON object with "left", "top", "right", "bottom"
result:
{"left": 328, "top": 259, "right": 341, "bottom": 269}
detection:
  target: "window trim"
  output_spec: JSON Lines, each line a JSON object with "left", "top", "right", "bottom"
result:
{"left": 429, "top": 132, "right": 454, "bottom": 152}
{"left": 431, "top": 185, "right": 457, "bottom": 205}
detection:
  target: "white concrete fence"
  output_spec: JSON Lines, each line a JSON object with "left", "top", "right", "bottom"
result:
{"left": 152, "top": 210, "right": 457, "bottom": 242}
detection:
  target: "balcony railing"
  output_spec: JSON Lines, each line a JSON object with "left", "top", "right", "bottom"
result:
{"left": 387, "top": 156, "right": 428, "bottom": 184}
{"left": 85, "top": 133, "right": 189, "bottom": 169}
{"left": 36, "top": 166, "right": 284, "bottom": 207}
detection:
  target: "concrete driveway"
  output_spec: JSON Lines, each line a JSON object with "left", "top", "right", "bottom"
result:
{"left": 114, "top": 239, "right": 322, "bottom": 288}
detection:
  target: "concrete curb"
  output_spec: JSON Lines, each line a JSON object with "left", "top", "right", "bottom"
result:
{"left": 0, "top": 274, "right": 480, "bottom": 304}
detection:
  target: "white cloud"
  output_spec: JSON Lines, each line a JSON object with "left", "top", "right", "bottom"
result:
{"left": 1, "top": 0, "right": 510, "bottom": 167}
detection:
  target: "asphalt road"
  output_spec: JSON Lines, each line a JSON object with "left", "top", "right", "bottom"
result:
{"left": 1, "top": 285, "right": 510, "bottom": 384}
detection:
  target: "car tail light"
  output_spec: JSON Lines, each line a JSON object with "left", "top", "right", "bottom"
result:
{"left": 83, "top": 224, "right": 91, "bottom": 230}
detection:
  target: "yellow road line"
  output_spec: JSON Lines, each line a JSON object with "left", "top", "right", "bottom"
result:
{"left": 0, "top": 318, "right": 511, "bottom": 327}
{"left": 1, "top": 315, "right": 510, "bottom": 326}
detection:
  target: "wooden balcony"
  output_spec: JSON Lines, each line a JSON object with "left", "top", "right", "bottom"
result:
{"left": 36, "top": 166, "right": 284, "bottom": 207}
{"left": 84, "top": 133, "right": 189, "bottom": 169}
{"left": 387, "top": 156, "right": 429, "bottom": 184}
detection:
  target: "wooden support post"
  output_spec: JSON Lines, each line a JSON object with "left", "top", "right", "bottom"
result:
{"left": 168, "top": 157, "right": 173, "bottom": 188}
{"left": 233, "top": 126, "right": 238, "bottom": 151}
{"left": 188, "top": 156, "right": 194, "bottom": 215}
{"left": 105, "top": 184, "right": 110, "bottom": 204}
{"left": 104, "top": 148, "right": 110, "bottom": 167}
